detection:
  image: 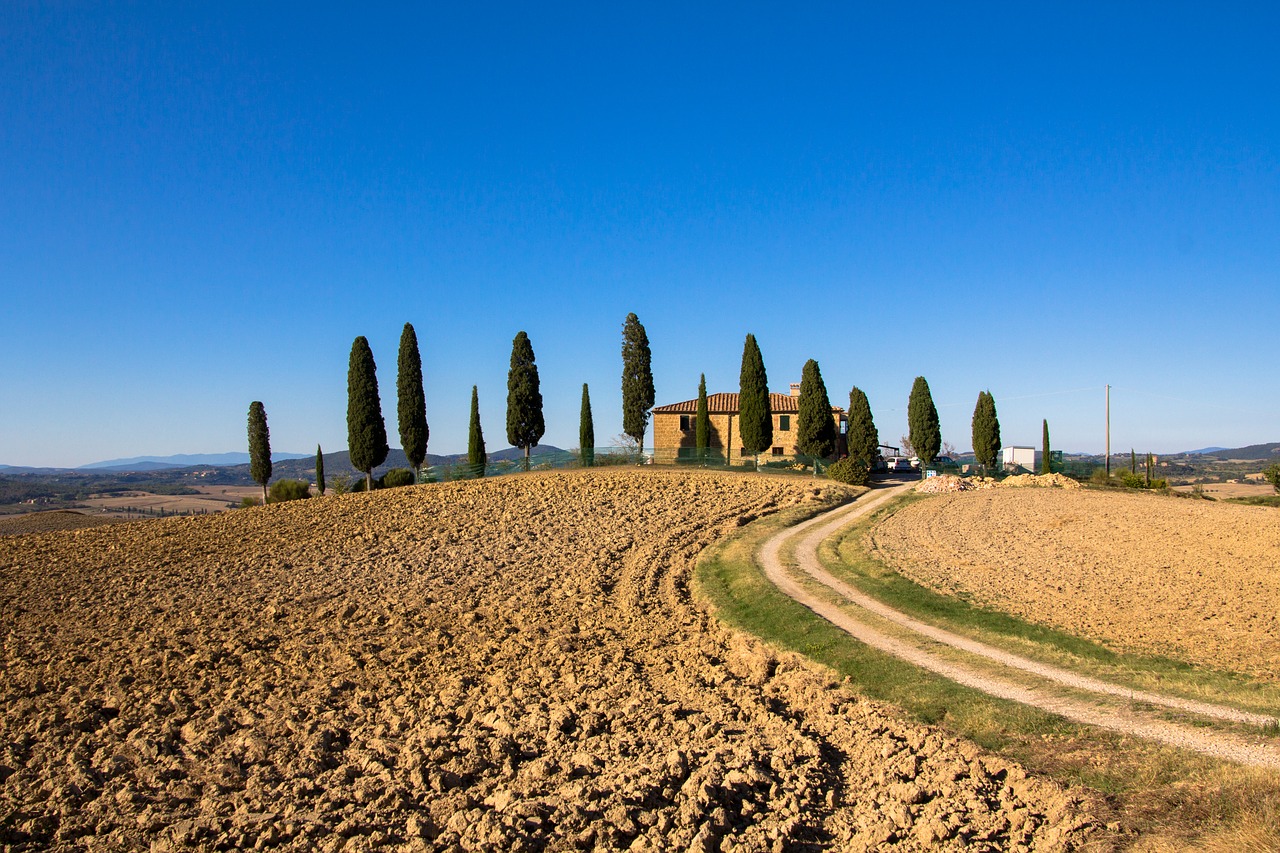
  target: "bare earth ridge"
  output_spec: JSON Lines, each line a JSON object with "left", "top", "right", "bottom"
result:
{"left": 0, "top": 470, "right": 1097, "bottom": 851}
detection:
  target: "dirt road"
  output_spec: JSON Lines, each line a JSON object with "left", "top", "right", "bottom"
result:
{"left": 759, "top": 485, "right": 1280, "bottom": 771}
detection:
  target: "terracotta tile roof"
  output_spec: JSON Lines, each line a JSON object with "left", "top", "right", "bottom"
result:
{"left": 652, "top": 392, "right": 844, "bottom": 415}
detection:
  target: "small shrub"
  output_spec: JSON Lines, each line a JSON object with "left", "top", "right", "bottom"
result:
{"left": 238, "top": 496, "right": 261, "bottom": 509}
{"left": 1117, "top": 470, "right": 1145, "bottom": 489}
{"left": 826, "top": 457, "right": 869, "bottom": 486}
{"left": 268, "top": 479, "right": 311, "bottom": 503}
{"left": 1089, "top": 467, "right": 1112, "bottom": 486}
{"left": 382, "top": 468, "right": 415, "bottom": 489}
{"left": 1265, "top": 464, "right": 1280, "bottom": 494}
{"left": 329, "top": 475, "right": 352, "bottom": 495}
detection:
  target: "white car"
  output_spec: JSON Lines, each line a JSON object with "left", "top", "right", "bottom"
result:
{"left": 885, "top": 457, "right": 912, "bottom": 471}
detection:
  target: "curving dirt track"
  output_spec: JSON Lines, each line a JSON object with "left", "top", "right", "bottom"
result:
{"left": 1, "top": 469, "right": 1097, "bottom": 851}
{"left": 871, "top": 489, "right": 1280, "bottom": 680}
{"left": 761, "top": 486, "right": 1280, "bottom": 770}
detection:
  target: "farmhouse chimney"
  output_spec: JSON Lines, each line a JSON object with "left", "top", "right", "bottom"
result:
{"left": 789, "top": 382, "right": 801, "bottom": 398}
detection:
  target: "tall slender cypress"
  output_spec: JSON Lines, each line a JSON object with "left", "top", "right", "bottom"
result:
{"left": 796, "top": 359, "right": 837, "bottom": 466}
{"left": 1041, "top": 419, "right": 1052, "bottom": 474}
{"left": 846, "top": 386, "right": 880, "bottom": 470}
{"left": 468, "top": 385, "right": 486, "bottom": 478}
{"left": 738, "top": 334, "right": 772, "bottom": 464}
{"left": 971, "top": 391, "right": 1001, "bottom": 473}
{"left": 695, "top": 374, "right": 711, "bottom": 460}
{"left": 579, "top": 383, "right": 594, "bottom": 467}
{"left": 506, "top": 331, "right": 545, "bottom": 471}
{"left": 620, "top": 313, "right": 655, "bottom": 453}
{"left": 315, "top": 444, "right": 326, "bottom": 496}
{"left": 907, "top": 376, "right": 941, "bottom": 473}
{"left": 397, "top": 322, "right": 428, "bottom": 483}
{"left": 347, "top": 336, "right": 389, "bottom": 492}
{"left": 247, "top": 401, "right": 271, "bottom": 505}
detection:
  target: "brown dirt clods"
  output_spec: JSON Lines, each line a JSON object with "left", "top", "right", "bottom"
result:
{"left": 2, "top": 470, "right": 1096, "bottom": 851}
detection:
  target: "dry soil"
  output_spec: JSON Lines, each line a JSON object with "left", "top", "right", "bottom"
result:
{"left": 0, "top": 511, "right": 124, "bottom": 537}
{"left": 871, "top": 488, "right": 1280, "bottom": 680}
{"left": 1, "top": 469, "right": 1098, "bottom": 851}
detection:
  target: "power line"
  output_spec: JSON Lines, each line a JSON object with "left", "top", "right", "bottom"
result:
{"left": 935, "top": 386, "right": 1102, "bottom": 409}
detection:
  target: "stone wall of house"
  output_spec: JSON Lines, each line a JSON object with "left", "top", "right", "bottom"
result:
{"left": 652, "top": 411, "right": 843, "bottom": 458}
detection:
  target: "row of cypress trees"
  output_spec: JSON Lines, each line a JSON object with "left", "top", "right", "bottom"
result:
{"left": 248, "top": 316, "right": 1022, "bottom": 492}
{"left": 338, "top": 313, "right": 655, "bottom": 485}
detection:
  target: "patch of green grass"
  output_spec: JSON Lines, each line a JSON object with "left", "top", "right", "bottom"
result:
{"left": 819, "top": 495, "right": 1280, "bottom": 715}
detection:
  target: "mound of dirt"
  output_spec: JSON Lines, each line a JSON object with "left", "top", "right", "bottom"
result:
{"left": 999, "top": 474, "right": 1080, "bottom": 490}
{"left": 914, "top": 474, "right": 1079, "bottom": 494}
{"left": 914, "top": 476, "right": 996, "bottom": 494}
{"left": 1, "top": 470, "right": 1097, "bottom": 850}
{"left": 0, "top": 510, "right": 123, "bottom": 537}
{"left": 872, "top": 488, "right": 1280, "bottom": 679}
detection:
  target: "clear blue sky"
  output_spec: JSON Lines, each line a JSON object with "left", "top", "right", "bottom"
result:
{"left": 3, "top": 3, "right": 1277, "bottom": 467}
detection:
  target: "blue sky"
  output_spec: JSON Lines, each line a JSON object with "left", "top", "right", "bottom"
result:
{"left": 3, "top": 3, "right": 1277, "bottom": 467}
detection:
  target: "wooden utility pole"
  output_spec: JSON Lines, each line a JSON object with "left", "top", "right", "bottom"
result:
{"left": 1105, "top": 384, "right": 1111, "bottom": 477}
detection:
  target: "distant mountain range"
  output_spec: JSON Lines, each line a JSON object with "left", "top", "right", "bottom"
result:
{"left": 78, "top": 452, "right": 313, "bottom": 471}
{"left": 0, "top": 446, "right": 567, "bottom": 476}
{"left": 1189, "top": 442, "right": 1280, "bottom": 461}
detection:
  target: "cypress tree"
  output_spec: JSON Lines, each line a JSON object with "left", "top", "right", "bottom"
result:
{"left": 247, "top": 401, "right": 271, "bottom": 505}
{"left": 468, "top": 385, "right": 486, "bottom": 478}
{"left": 907, "top": 376, "right": 941, "bottom": 473}
{"left": 620, "top": 313, "right": 655, "bottom": 453}
{"left": 695, "top": 374, "right": 711, "bottom": 461}
{"left": 846, "top": 386, "right": 880, "bottom": 470}
{"left": 1041, "top": 419, "right": 1052, "bottom": 474}
{"left": 315, "top": 444, "right": 326, "bottom": 496}
{"left": 347, "top": 335, "right": 389, "bottom": 492}
{"left": 579, "top": 383, "right": 594, "bottom": 467}
{"left": 506, "top": 331, "right": 545, "bottom": 471}
{"left": 971, "top": 391, "right": 1001, "bottom": 473}
{"left": 795, "top": 359, "right": 837, "bottom": 467}
{"left": 397, "top": 322, "right": 428, "bottom": 483}
{"left": 738, "top": 333, "right": 772, "bottom": 464}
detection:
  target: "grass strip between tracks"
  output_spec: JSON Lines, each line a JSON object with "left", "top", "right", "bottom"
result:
{"left": 695, "top": 496, "right": 1280, "bottom": 852}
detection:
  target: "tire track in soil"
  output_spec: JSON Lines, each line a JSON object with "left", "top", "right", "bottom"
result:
{"left": 760, "top": 485, "right": 1280, "bottom": 771}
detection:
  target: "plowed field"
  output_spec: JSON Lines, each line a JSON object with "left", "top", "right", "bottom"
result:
{"left": 0, "top": 510, "right": 122, "bottom": 536}
{"left": 1, "top": 470, "right": 1095, "bottom": 851}
{"left": 871, "top": 488, "right": 1280, "bottom": 679}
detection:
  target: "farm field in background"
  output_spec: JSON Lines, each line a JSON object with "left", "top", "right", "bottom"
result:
{"left": 77, "top": 485, "right": 263, "bottom": 517}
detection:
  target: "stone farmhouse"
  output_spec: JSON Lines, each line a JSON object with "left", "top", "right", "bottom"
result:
{"left": 651, "top": 383, "right": 847, "bottom": 462}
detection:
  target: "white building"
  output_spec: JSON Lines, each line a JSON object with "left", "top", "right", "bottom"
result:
{"left": 1001, "top": 446, "right": 1036, "bottom": 469}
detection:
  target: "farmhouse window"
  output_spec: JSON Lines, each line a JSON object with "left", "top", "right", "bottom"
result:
{"left": 680, "top": 415, "right": 692, "bottom": 432}
{"left": 771, "top": 447, "right": 784, "bottom": 456}
{"left": 778, "top": 415, "right": 791, "bottom": 431}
